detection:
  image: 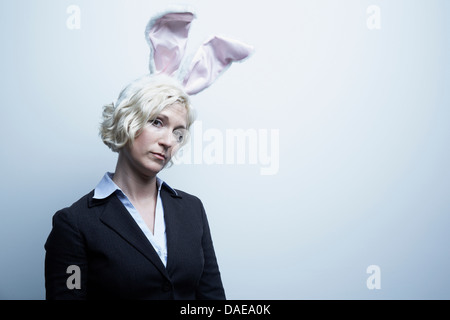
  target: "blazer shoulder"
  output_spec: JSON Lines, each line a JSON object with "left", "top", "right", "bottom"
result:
{"left": 174, "top": 188, "right": 200, "bottom": 201}
{"left": 46, "top": 191, "right": 94, "bottom": 249}
{"left": 172, "top": 187, "right": 205, "bottom": 207}
{"left": 161, "top": 185, "right": 207, "bottom": 219}
{"left": 66, "top": 190, "right": 95, "bottom": 212}
{"left": 52, "top": 190, "right": 95, "bottom": 220}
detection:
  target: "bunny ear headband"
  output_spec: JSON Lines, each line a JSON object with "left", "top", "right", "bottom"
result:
{"left": 145, "top": 8, "right": 254, "bottom": 95}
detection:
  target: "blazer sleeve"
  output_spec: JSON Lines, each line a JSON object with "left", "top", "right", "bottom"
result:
{"left": 44, "top": 208, "right": 88, "bottom": 300}
{"left": 195, "top": 202, "right": 226, "bottom": 300}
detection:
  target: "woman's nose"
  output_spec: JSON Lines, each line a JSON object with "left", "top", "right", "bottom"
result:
{"left": 157, "top": 129, "right": 176, "bottom": 148}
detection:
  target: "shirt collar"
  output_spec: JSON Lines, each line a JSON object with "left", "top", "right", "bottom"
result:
{"left": 93, "top": 172, "right": 178, "bottom": 199}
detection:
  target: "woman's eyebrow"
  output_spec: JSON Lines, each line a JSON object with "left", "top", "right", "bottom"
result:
{"left": 158, "top": 113, "right": 187, "bottom": 130}
{"left": 157, "top": 114, "right": 169, "bottom": 121}
{"left": 174, "top": 122, "right": 187, "bottom": 130}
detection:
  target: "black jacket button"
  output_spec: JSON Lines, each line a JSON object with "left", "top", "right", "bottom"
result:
{"left": 162, "top": 281, "right": 171, "bottom": 292}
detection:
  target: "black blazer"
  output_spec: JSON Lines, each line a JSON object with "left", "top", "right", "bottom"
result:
{"left": 44, "top": 183, "right": 225, "bottom": 300}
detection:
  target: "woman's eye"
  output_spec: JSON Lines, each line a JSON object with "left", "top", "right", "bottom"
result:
{"left": 151, "top": 119, "right": 163, "bottom": 128}
{"left": 173, "top": 130, "right": 185, "bottom": 143}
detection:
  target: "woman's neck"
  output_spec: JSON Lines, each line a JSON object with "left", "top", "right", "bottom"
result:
{"left": 112, "top": 152, "right": 158, "bottom": 203}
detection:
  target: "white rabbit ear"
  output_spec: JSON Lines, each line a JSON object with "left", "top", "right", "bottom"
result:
{"left": 145, "top": 11, "right": 195, "bottom": 76}
{"left": 182, "top": 36, "right": 254, "bottom": 95}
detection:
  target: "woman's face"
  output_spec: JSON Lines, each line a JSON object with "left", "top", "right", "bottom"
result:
{"left": 122, "top": 102, "right": 188, "bottom": 177}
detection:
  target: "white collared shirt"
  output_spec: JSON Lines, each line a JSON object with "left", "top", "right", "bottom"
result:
{"left": 93, "top": 172, "right": 168, "bottom": 267}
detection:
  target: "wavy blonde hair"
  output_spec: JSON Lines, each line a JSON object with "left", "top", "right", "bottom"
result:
{"left": 100, "top": 74, "right": 195, "bottom": 153}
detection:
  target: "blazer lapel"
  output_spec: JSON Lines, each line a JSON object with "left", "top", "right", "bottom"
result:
{"left": 95, "top": 194, "right": 169, "bottom": 279}
{"left": 160, "top": 186, "right": 184, "bottom": 271}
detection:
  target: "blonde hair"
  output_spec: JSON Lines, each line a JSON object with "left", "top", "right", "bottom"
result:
{"left": 100, "top": 74, "right": 195, "bottom": 152}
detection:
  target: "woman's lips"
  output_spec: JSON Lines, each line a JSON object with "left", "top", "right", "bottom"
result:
{"left": 151, "top": 152, "right": 166, "bottom": 160}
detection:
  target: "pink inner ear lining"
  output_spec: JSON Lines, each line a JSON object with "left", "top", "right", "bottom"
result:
{"left": 146, "top": 11, "right": 195, "bottom": 76}
{"left": 146, "top": 9, "right": 253, "bottom": 95}
{"left": 210, "top": 36, "right": 255, "bottom": 67}
{"left": 182, "top": 36, "right": 254, "bottom": 95}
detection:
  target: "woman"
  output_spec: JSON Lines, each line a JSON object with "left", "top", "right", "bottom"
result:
{"left": 45, "top": 75, "right": 225, "bottom": 300}
{"left": 45, "top": 9, "right": 252, "bottom": 300}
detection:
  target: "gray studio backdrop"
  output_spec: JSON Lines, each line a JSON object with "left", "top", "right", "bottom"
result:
{"left": 1, "top": 0, "right": 449, "bottom": 299}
